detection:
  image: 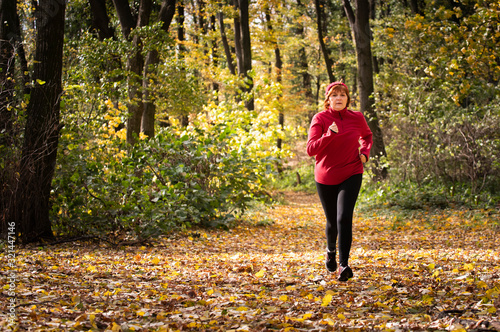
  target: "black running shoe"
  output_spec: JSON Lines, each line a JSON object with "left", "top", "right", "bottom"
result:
{"left": 325, "top": 251, "right": 337, "bottom": 273}
{"left": 338, "top": 265, "right": 353, "bottom": 281}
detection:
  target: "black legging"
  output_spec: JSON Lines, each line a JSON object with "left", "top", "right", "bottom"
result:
{"left": 316, "top": 174, "right": 362, "bottom": 267}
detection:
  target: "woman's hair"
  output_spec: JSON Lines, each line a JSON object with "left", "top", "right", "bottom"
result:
{"left": 324, "top": 83, "right": 350, "bottom": 110}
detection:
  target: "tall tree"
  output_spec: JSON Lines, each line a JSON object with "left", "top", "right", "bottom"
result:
{"left": 343, "top": 0, "right": 387, "bottom": 179}
{"left": 14, "top": 0, "right": 66, "bottom": 242}
{"left": 264, "top": 5, "right": 284, "bottom": 150}
{"left": 0, "top": 0, "right": 17, "bottom": 147}
{"left": 0, "top": 0, "right": 18, "bottom": 236}
{"left": 142, "top": 0, "right": 177, "bottom": 137}
{"left": 218, "top": 7, "right": 236, "bottom": 75}
{"left": 295, "top": 0, "right": 315, "bottom": 120}
{"left": 315, "top": 0, "right": 335, "bottom": 82}
{"left": 233, "top": 0, "right": 253, "bottom": 110}
{"left": 89, "top": 0, "right": 115, "bottom": 40}
{"left": 113, "top": 0, "right": 152, "bottom": 145}
{"left": 176, "top": 1, "right": 189, "bottom": 127}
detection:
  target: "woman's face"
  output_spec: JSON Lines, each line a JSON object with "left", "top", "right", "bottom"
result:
{"left": 328, "top": 89, "right": 348, "bottom": 111}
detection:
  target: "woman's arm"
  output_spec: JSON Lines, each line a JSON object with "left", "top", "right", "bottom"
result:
{"left": 359, "top": 115, "right": 373, "bottom": 161}
{"left": 306, "top": 116, "right": 334, "bottom": 157}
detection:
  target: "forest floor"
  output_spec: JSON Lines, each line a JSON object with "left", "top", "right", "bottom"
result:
{"left": 2, "top": 191, "right": 500, "bottom": 331}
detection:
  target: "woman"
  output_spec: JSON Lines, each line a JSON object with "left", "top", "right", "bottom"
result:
{"left": 306, "top": 82, "right": 372, "bottom": 281}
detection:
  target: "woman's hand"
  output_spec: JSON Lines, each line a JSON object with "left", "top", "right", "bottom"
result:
{"left": 329, "top": 121, "right": 338, "bottom": 133}
{"left": 360, "top": 154, "right": 367, "bottom": 163}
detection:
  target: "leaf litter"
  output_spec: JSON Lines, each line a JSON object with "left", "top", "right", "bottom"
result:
{"left": 1, "top": 191, "right": 499, "bottom": 331}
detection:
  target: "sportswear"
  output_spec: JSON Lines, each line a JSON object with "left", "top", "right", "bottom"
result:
{"left": 307, "top": 107, "right": 373, "bottom": 185}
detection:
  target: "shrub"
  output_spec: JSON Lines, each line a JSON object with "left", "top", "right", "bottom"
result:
{"left": 51, "top": 103, "right": 281, "bottom": 241}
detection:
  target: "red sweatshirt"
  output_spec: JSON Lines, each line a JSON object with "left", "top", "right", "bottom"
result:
{"left": 307, "top": 107, "right": 373, "bottom": 185}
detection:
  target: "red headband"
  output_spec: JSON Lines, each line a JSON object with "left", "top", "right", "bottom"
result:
{"left": 325, "top": 82, "right": 349, "bottom": 96}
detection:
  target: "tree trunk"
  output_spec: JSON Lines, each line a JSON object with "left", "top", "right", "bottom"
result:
{"left": 0, "top": 0, "right": 17, "bottom": 148}
{"left": 210, "top": 14, "right": 220, "bottom": 99}
{"left": 239, "top": 0, "right": 253, "bottom": 111}
{"left": 218, "top": 10, "right": 236, "bottom": 75}
{"left": 177, "top": 2, "right": 186, "bottom": 53}
{"left": 113, "top": 0, "right": 152, "bottom": 145}
{"left": 233, "top": 0, "right": 243, "bottom": 76}
{"left": 233, "top": 0, "right": 253, "bottom": 110}
{"left": 159, "top": 0, "right": 177, "bottom": 30}
{"left": 142, "top": 0, "right": 176, "bottom": 138}
{"left": 409, "top": 0, "right": 423, "bottom": 15}
{"left": 14, "top": 0, "right": 66, "bottom": 242}
{"left": 0, "top": 0, "right": 18, "bottom": 236}
{"left": 296, "top": 0, "right": 314, "bottom": 120}
{"left": 265, "top": 6, "right": 284, "bottom": 151}
{"left": 142, "top": 50, "right": 159, "bottom": 138}
{"left": 315, "top": 0, "right": 335, "bottom": 82}
{"left": 89, "top": 0, "right": 115, "bottom": 40}
{"left": 177, "top": 1, "right": 189, "bottom": 127}
{"left": 343, "top": 0, "right": 387, "bottom": 180}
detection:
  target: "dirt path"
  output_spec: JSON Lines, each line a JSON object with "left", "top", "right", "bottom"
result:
{"left": 3, "top": 192, "right": 500, "bottom": 331}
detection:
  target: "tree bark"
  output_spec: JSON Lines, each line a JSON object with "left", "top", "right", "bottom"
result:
{"left": 142, "top": 0, "right": 176, "bottom": 138}
{"left": 14, "top": 0, "right": 66, "bottom": 242}
{"left": 296, "top": 0, "right": 314, "bottom": 120}
{"left": 232, "top": 0, "right": 243, "bottom": 76}
{"left": 89, "top": 0, "right": 115, "bottom": 40}
{"left": 159, "top": 0, "right": 177, "bottom": 31}
{"left": 210, "top": 14, "right": 220, "bottom": 99}
{"left": 234, "top": 0, "right": 253, "bottom": 110}
{"left": 218, "top": 10, "right": 236, "bottom": 75}
{"left": 0, "top": 0, "right": 18, "bottom": 236}
{"left": 343, "top": 0, "right": 387, "bottom": 180}
{"left": 176, "top": 1, "right": 189, "bottom": 127}
{"left": 112, "top": 0, "right": 152, "bottom": 144}
{"left": 112, "top": 0, "right": 135, "bottom": 39}
{"left": 265, "top": 6, "right": 284, "bottom": 151}
{"left": 315, "top": 0, "right": 335, "bottom": 82}
{"left": 409, "top": 0, "right": 423, "bottom": 15}
{"left": 0, "top": 0, "right": 17, "bottom": 147}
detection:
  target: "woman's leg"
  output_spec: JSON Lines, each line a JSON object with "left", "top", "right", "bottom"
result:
{"left": 315, "top": 182, "right": 339, "bottom": 253}
{"left": 336, "top": 174, "right": 363, "bottom": 267}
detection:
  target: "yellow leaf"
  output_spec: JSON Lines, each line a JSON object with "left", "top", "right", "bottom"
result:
{"left": 279, "top": 295, "right": 288, "bottom": 302}
{"left": 111, "top": 322, "right": 121, "bottom": 332}
{"left": 87, "top": 265, "right": 97, "bottom": 272}
{"left": 476, "top": 281, "right": 488, "bottom": 289}
{"left": 338, "top": 313, "right": 346, "bottom": 320}
{"left": 321, "top": 294, "right": 333, "bottom": 307}
{"left": 137, "top": 310, "right": 145, "bottom": 316}
{"left": 151, "top": 257, "right": 160, "bottom": 265}
{"left": 207, "top": 289, "right": 214, "bottom": 296}
{"left": 487, "top": 306, "right": 497, "bottom": 314}
{"left": 255, "top": 269, "right": 265, "bottom": 278}
{"left": 463, "top": 263, "right": 474, "bottom": 271}
{"left": 236, "top": 306, "right": 248, "bottom": 311}
{"left": 36, "top": 79, "right": 46, "bottom": 85}
{"left": 302, "top": 313, "right": 312, "bottom": 320}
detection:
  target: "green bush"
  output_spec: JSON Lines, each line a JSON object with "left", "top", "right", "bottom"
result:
{"left": 52, "top": 111, "right": 279, "bottom": 240}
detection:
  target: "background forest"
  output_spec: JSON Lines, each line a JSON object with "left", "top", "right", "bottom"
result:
{"left": 1, "top": 0, "right": 499, "bottom": 243}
